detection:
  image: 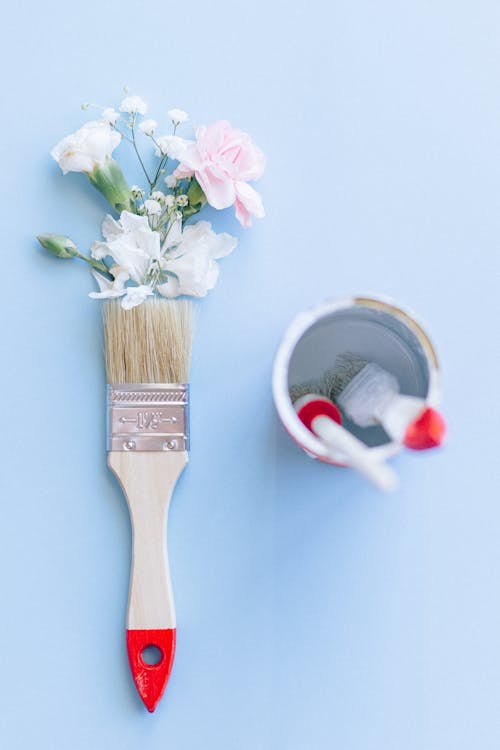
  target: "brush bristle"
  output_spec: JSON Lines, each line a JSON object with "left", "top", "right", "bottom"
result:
{"left": 289, "top": 379, "right": 324, "bottom": 403}
{"left": 323, "top": 352, "right": 367, "bottom": 400}
{"left": 103, "top": 298, "right": 194, "bottom": 384}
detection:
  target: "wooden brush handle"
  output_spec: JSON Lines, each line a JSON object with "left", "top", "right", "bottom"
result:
{"left": 108, "top": 450, "right": 188, "bottom": 712}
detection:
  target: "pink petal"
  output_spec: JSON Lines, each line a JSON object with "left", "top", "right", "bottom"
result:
{"left": 234, "top": 198, "right": 252, "bottom": 227}
{"left": 197, "top": 121, "right": 231, "bottom": 156}
{"left": 174, "top": 165, "right": 195, "bottom": 179}
{"left": 234, "top": 181, "right": 265, "bottom": 220}
{"left": 169, "top": 140, "right": 202, "bottom": 169}
{"left": 196, "top": 167, "right": 236, "bottom": 209}
{"left": 234, "top": 143, "right": 266, "bottom": 181}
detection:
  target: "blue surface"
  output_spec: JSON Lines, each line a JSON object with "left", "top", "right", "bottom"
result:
{"left": 1, "top": 1, "right": 499, "bottom": 747}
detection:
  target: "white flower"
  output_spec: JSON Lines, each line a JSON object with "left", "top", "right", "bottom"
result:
{"left": 119, "top": 95, "right": 148, "bottom": 115}
{"left": 151, "top": 190, "right": 165, "bottom": 202}
{"left": 164, "top": 195, "right": 175, "bottom": 208}
{"left": 158, "top": 220, "right": 237, "bottom": 298}
{"left": 102, "top": 108, "right": 119, "bottom": 125}
{"left": 168, "top": 108, "right": 189, "bottom": 125}
{"left": 89, "top": 267, "right": 153, "bottom": 309}
{"left": 165, "top": 174, "right": 177, "bottom": 188}
{"left": 91, "top": 211, "right": 161, "bottom": 283}
{"left": 155, "top": 134, "right": 189, "bottom": 157}
{"left": 176, "top": 194, "right": 188, "bottom": 207}
{"left": 139, "top": 118, "right": 157, "bottom": 136}
{"left": 51, "top": 120, "right": 121, "bottom": 175}
{"left": 131, "top": 185, "right": 144, "bottom": 199}
{"left": 121, "top": 285, "right": 154, "bottom": 310}
{"left": 144, "top": 199, "right": 162, "bottom": 215}
{"left": 89, "top": 266, "right": 129, "bottom": 300}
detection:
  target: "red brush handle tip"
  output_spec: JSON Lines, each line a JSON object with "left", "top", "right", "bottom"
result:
{"left": 126, "top": 628, "right": 176, "bottom": 712}
{"left": 404, "top": 407, "right": 446, "bottom": 450}
{"left": 296, "top": 397, "right": 342, "bottom": 432}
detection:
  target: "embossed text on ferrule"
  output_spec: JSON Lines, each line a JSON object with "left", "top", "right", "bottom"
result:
{"left": 119, "top": 412, "right": 177, "bottom": 430}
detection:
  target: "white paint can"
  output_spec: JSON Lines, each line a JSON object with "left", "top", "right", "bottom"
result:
{"left": 272, "top": 295, "right": 442, "bottom": 466}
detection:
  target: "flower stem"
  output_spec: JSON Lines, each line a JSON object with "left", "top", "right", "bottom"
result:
{"left": 76, "top": 253, "right": 113, "bottom": 278}
{"left": 151, "top": 156, "right": 167, "bottom": 192}
{"left": 131, "top": 116, "right": 153, "bottom": 188}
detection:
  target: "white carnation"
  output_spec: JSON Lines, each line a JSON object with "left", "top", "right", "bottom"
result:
{"left": 51, "top": 120, "right": 121, "bottom": 175}
{"left": 158, "top": 220, "right": 237, "bottom": 298}
{"left": 91, "top": 211, "right": 161, "bottom": 283}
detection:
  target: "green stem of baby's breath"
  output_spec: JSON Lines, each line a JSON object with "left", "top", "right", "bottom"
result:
{"left": 150, "top": 124, "right": 177, "bottom": 193}
{"left": 151, "top": 156, "right": 167, "bottom": 192}
{"left": 130, "top": 115, "right": 153, "bottom": 188}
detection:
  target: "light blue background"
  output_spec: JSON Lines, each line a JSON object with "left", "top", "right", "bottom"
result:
{"left": 1, "top": 1, "right": 499, "bottom": 747}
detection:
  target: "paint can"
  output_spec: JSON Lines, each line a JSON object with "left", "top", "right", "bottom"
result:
{"left": 272, "top": 295, "right": 442, "bottom": 466}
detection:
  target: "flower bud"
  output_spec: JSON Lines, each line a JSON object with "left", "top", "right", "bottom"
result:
{"left": 37, "top": 234, "right": 78, "bottom": 259}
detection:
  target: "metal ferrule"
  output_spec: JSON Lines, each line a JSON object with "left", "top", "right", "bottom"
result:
{"left": 107, "top": 384, "right": 189, "bottom": 452}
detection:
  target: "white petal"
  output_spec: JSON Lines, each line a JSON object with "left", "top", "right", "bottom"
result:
{"left": 89, "top": 288, "right": 127, "bottom": 299}
{"left": 89, "top": 270, "right": 127, "bottom": 299}
{"left": 118, "top": 210, "right": 150, "bottom": 233}
{"left": 209, "top": 231, "right": 237, "bottom": 259}
{"left": 51, "top": 121, "right": 121, "bottom": 175}
{"left": 91, "top": 241, "right": 109, "bottom": 260}
{"left": 93, "top": 210, "right": 161, "bottom": 283}
{"left": 109, "top": 265, "right": 130, "bottom": 285}
{"left": 162, "top": 251, "right": 218, "bottom": 297}
{"left": 101, "top": 214, "right": 122, "bottom": 241}
{"left": 157, "top": 277, "right": 180, "bottom": 299}
{"left": 91, "top": 270, "right": 112, "bottom": 292}
{"left": 121, "top": 285, "right": 154, "bottom": 309}
{"left": 163, "top": 216, "right": 183, "bottom": 249}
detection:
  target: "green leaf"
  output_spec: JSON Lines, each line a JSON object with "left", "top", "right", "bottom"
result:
{"left": 186, "top": 177, "right": 207, "bottom": 211}
{"left": 37, "top": 234, "right": 78, "bottom": 259}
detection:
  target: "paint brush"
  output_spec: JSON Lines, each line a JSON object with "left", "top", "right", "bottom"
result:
{"left": 104, "top": 297, "right": 193, "bottom": 712}
{"left": 325, "top": 353, "right": 446, "bottom": 449}
{"left": 290, "top": 383, "right": 398, "bottom": 491}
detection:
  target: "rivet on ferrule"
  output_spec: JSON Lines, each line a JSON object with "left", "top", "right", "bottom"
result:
{"left": 107, "top": 384, "right": 189, "bottom": 452}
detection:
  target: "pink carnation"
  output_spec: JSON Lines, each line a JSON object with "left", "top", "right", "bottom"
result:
{"left": 172, "top": 121, "right": 266, "bottom": 227}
